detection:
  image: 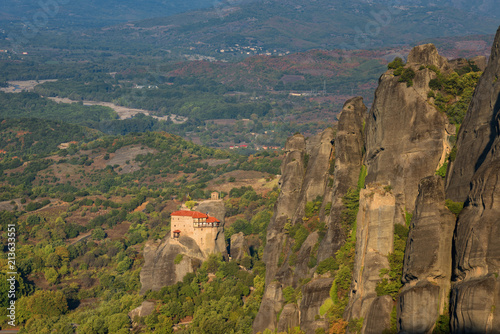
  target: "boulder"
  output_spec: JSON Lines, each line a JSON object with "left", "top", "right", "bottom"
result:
{"left": 139, "top": 236, "right": 204, "bottom": 294}
{"left": 128, "top": 301, "right": 156, "bottom": 321}
{"left": 277, "top": 304, "right": 300, "bottom": 333}
{"left": 230, "top": 232, "right": 249, "bottom": 261}
{"left": 299, "top": 278, "right": 333, "bottom": 333}
{"left": 364, "top": 296, "right": 393, "bottom": 334}
{"left": 398, "top": 282, "right": 440, "bottom": 334}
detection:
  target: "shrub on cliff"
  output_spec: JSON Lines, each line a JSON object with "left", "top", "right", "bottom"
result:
{"left": 398, "top": 68, "right": 416, "bottom": 87}
{"left": 388, "top": 57, "right": 405, "bottom": 70}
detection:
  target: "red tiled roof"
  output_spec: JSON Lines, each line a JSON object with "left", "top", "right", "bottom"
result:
{"left": 171, "top": 210, "right": 208, "bottom": 218}
{"left": 207, "top": 216, "right": 220, "bottom": 223}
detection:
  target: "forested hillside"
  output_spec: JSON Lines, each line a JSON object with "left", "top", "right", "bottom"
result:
{"left": 0, "top": 118, "right": 284, "bottom": 332}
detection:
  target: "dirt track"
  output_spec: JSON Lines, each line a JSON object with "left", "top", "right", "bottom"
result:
{"left": 0, "top": 79, "right": 57, "bottom": 93}
{"left": 0, "top": 80, "right": 187, "bottom": 123}
{"left": 48, "top": 97, "right": 187, "bottom": 123}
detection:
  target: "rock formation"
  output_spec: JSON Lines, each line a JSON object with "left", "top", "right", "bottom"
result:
{"left": 230, "top": 232, "right": 249, "bottom": 261}
{"left": 448, "top": 27, "right": 500, "bottom": 333}
{"left": 398, "top": 176, "right": 455, "bottom": 333}
{"left": 451, "top": 160, "right": 500, "bottom": 331}
{"left": 128, "top": 301, "right": 156, "bottom": 321}
{"left": 446, "top": 27, "right": 500, "bottom": 202}
{"left": 253, "top": 98, "right": 366, "bottom": 334}
{"left": 252, "top": 35, "right": 500, "bottom": 333}
{"left": 299, "top": 278, "right": 334, "bottom": 332}
{"left": 318, "top": 97, "right": 366, "bottom": 263}
{"left": 364, "top": 43, "right": 451, "bottom": 213}
{"left": 140, "top": 235, "right": 205, "bottom": 294}
{"left": 346, "top": 43, "right": 452, "bottom": 331}
{"left": 139, "top": 200, "right": 225, "bottom": 293}
{"left": 252, "top": 133, "right": 307, "bottom": 333}
{"left": 347, "top": 184, "right": 396, "bottom": 329}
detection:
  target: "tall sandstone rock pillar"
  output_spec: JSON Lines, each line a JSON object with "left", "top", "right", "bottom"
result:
{"left": 253, "top": 134, "right": 307, "bottom": 333}
{"left": 450, "top": 26, "right": 500, "bottom": 333}
{"left": 346, "top": 44, "right": 452, "bottom": 333}
{"left": 317, "top": 97, "right": 366, "bottom": 263}
{"left": 253, "top": 98, "right": 367, "bottom": 334}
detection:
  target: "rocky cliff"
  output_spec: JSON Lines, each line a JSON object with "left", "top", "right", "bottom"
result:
{"left": 251, "top": 36, "right": 500, "bottom": 333}
{"left": 139, "top": 200, "right": 225, "bottom": 294}
{"left": 346, "top": 43, "right": 452, "bottom": 332}
{"left": 252, "top": 28, "right": 500, "bottom": 334}
{"left": 253, "top": 98, "right": 366, "bottom": 334}
{"left": 446, "top": 27, "right": 500, "bottom": 202}
{"left": 317, "top": 97, "right": 366, "bottom": 263}
{"left": 139, "top": 235, "right": 205, "bottom": 294}
{"left": 448, "top": 27, "right": 500, "bottom": 333}
{"left": 398, "top": 176, "right": 455, "bottom": 333}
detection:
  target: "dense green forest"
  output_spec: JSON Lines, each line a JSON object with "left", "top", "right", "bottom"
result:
{"left": 0, "top": 182, "right": 279, "bottom": 333}
{"left": 0, "top": 115, "right": 284, "bottom": 332}
{"left": 0, "top": 92, "right": 118, "bottom": 127}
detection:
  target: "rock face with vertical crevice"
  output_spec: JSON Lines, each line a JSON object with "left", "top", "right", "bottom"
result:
{"left": 446, "top": 27, "right": 500, "bottom": 202}
{"left": 346, "top": 43, "right": 452, "bottom": 332}
{"left": 253, "top": 98, "right": 366, "bottom": 334}
{"left": 441, "top": 27, "right": 500, "bottom": 333}
{"left": 398, "top": 176, "right": 455, "bottom": 333}
{"left": 318, "top": 97, "right": 366, "bottom": 263}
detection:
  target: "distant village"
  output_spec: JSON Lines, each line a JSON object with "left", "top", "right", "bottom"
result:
{"left": 218, "top": 44, "right": 291, "bottom": 57}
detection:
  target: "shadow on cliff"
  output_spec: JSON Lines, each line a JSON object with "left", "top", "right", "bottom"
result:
{"left": 474, "top": 92, "right": 500, "bottom": 173}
